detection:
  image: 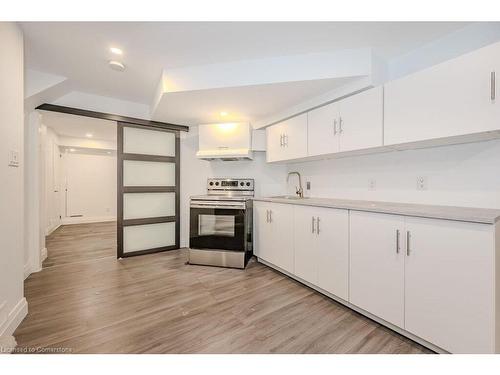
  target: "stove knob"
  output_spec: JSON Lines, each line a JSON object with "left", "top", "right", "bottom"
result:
{"left": 240, "top": 182, "right": 244, "bottom": 186}
{"left": 246, "top": 182, "right": 251, "bottom": 187}
{"left": 215, "top": 182, "right": 220, "bottom": 186}
{"left": 209, "top": 181, "right": 214, "bottom": 186}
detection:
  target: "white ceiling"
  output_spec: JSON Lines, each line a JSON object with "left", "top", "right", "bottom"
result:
{"left": 42, "top": 111, "right": 117, "bottom": 141}
{"left": 154, "top": 76, "right": 359, "bottom": 124}
{"left": 22, "top": 22, "right": 470, "bottom": 105}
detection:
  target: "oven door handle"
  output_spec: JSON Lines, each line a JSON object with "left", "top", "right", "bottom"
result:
{"left": 190, "top": 203, "right": 245, "bottom": 210}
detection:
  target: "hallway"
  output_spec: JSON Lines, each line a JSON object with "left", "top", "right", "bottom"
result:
{"left": 43, "top": 222, "right": 116, "bottom": 268}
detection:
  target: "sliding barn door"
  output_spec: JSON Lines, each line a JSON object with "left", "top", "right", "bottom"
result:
{"left": 117, "top": 122, "right": 180, "bottom": 258}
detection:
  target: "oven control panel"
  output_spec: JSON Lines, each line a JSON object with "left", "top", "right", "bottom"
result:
{"left": 207, "top": 178, "right": 254, "bottom": 191}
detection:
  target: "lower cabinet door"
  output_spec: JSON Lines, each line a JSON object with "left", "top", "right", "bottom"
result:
{"left": 293, "top": 206, "right": 319, "bottom": 284}
{"left": 253, "top": 202, "right": 270, "bottom": 260}
{"left": 404, "top": 217, "right": 495, "bottom": 353}
{"left": 349, "top": 211, "right": 405, "bottom": 328}
{"left": 269, "top": 203, "right": 295, "bottom": 273}
{"left": 316, "top": 207, "right": 349, "bottom": 301}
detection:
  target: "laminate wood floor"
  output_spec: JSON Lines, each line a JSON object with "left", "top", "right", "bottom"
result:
{"left": 15, "top": 222, "right": 432, "bottom": 354}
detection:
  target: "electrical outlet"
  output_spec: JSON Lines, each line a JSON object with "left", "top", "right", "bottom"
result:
{"left": 368, "top": 179, "right": 376, "bottom": 190}
{"left": 8, "top": 150, "right": 19, "bottom": 167}
{"left": 417, "top": 176, "right": 427, "bottom": 190}
{"left": 306, "top": 181, "right": 311, "bottom": 190}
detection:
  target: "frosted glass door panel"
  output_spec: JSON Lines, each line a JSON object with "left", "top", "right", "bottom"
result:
{"left": 124, "top": 193, "right": 175, "bottom": 219}
{"left": 123, "top": 160, "right": 175, "bottom": 186}
{"left": 123, "top": 127, "right": 176, "bottom": 156}
{"left": 123, "top": 222, "right": 176, "bottom": 253}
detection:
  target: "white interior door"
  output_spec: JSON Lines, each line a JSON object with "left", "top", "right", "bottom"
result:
{"left": 118, "top": 123, "right": 180, "bottom": 257}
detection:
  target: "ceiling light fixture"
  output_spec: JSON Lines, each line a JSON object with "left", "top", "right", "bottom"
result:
{"left": 69, "top": 148, "right": 76, "bottom": 152}
{"left": 108, "top": 60, "right": 125, "bottom": 72}
{"left": 110, "top": 47, "right": 123, "bottom": 55}
{"left": 220, "top": 111, "right": 228, "bottom": 117}
{"left": 85, "top": 133, "right": 93, "bottom": 138}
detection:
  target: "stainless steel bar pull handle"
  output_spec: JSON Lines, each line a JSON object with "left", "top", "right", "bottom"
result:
{"left": 269, "top": 210, "right": 272, "bottom": 223}
{"left": 406, "top": 231, "right": 411, "bottom": 256}
{"left": 396, "top": 229, "right": 400, "bottom": 254}
{"left": 280, "top": 134, "right": 283, "bottom": 147}
{"left": 339, "top": 117, "right": 343, "bottom": 133}
{"left": 491, "top": 71, "right": 496, "bottom": 101}
{"left": 266, "top": 210, "right": 269, "bottom": 223}
{"left": 312, "top": 217, "right": 316, "bottom": 233}
{"left": 333, "top": 119, "right": 338, "bottom": 135}
{"left": 284, "top": 134, "right": 288, "bottom": 147}
{"left": 316, "top": 217, "right": 320, "bottom": 235}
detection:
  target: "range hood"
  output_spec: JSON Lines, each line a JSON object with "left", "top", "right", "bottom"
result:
{"left": 196, "top": 122, "right": 254, "bottom": 161}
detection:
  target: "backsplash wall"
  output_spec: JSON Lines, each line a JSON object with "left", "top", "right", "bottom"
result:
{"left": 286, "top": 139, "right": 500, "bottom": 209}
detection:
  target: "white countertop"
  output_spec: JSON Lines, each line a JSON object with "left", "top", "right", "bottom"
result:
{"left": 253, "top": 196, "right": 500, "bottom": 224}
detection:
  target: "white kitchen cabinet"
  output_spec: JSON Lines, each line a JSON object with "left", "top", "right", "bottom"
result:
{"left": 253, "top": 201, "right": 294, "bottom": 273}
{"left": 294, "top": 205, "right": 319, "bottom": 284}
{"left": 294, "top": 205, "right": 349, "bottom": 299}
{"left": 266, "top": 122, "right": 285, "bottom": 163}
{"left": 316, "top": 207, "right": 349, "bottom": 300}
{"left": 385, "top": 41, "right": 500, "bottom": 146}
{"left": 404, "top": 217, "right": 495, "bottom": 353}
{"left": 266, "top": 113, "right": 308, "bottom": 162}
{"left": 338, "top": 87, "right": 383, "bottom": 152}
{"left": 349, "top": 211, "right": 405, "bottom": 328}
{"left": 307, "top": 102, "right": 340, "bottom": 156}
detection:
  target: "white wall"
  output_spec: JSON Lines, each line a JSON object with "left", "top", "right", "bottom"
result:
{"left": 180, "top": 126, "right": 287, "bottom": 247}
{"left": 60, "top": 150, "right": 117, "bottom": 224}
{"left": 0, "top": 22, "right": 27, "bottom": 349}
{"left": 286, "top": 139, "right": 500, "bottom": 209}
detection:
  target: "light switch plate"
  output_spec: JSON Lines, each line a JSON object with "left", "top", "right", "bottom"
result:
{"left": 416, "top": 176, "right": 427, "bottom": 190}
{"left": 8, "top": 150, "right": 19, "bottom": 167}
{"left": 306, "top": 181, "right": 311, "bottom": 190}
{"left": 369, "top": 179, "right": 376, "bottom": 190}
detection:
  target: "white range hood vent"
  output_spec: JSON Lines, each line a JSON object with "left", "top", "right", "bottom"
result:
{"left": 196, "top": 122, "right": 254, "bottom": 161}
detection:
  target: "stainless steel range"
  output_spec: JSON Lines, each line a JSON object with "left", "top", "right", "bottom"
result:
{"left": 188, "top": 178, "right": 254, "bottom": 269}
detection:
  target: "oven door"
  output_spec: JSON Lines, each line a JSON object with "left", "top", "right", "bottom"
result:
{"left": 189, "top": 202, "right": 246, "bottom": 251}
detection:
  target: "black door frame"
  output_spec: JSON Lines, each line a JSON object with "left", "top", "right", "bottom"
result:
{"left": 117, "top": 122, "right": 181, "bottom": 258}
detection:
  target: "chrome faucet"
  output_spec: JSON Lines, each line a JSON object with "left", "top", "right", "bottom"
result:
{"left": 287, "top": 172, "right": 304, "bottom": 198}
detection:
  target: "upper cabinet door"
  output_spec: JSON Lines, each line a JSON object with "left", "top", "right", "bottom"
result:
{"left": 282, "top": 113, "right": 308, "bottom": 160}
{"left": 349, "top": 211, "right": 405, "bottom": 328}
{"left": 308, "top": 102, "right": 340, "bottom": 156}
{"left": 266, "top": 123, "right": 284, "bottom": 163}
{"left": 385, "top": 42, "right": 500, "bottom": 146}
{"left": 338, "top": 87, "right": 384, "bottom": 152}
{"left": 404, "top": 217, "right": 495, "bottom": 353}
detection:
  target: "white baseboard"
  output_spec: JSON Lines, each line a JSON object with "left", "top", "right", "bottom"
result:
{"left": 46, "top": 223, "right": 61, "bottom": 236}
{"left": 41, "top": 247, "right": 47, "bottom": 262}
{"left": 23, "top": 262, "right": 31, "bottom": 280}
{"left": 0, "top": 298, "right": 28, "bottom": 340}
{"left": 0, "top": 334, "right": 17, "bottom": 353}
{"left": 62, "top": 216, "right": 116, "bottom": 225}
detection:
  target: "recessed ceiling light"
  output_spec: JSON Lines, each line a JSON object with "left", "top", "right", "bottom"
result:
{"left": 220, "top": 111, "right": 228, "bottom": 117}
{"left": 108, "top": 60, "right": 125, "bottom": 72}
{"left": 107, "top": 151, "right": 112, "bottom": 154}
{"left": 110, "top": 47, "right": 123, "bottom": 55}
{"left": 85, "top": 133, "right": 93, "bottom": 138}
{"left": 69, "top": 148, "right": 76, "bottom": 152}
